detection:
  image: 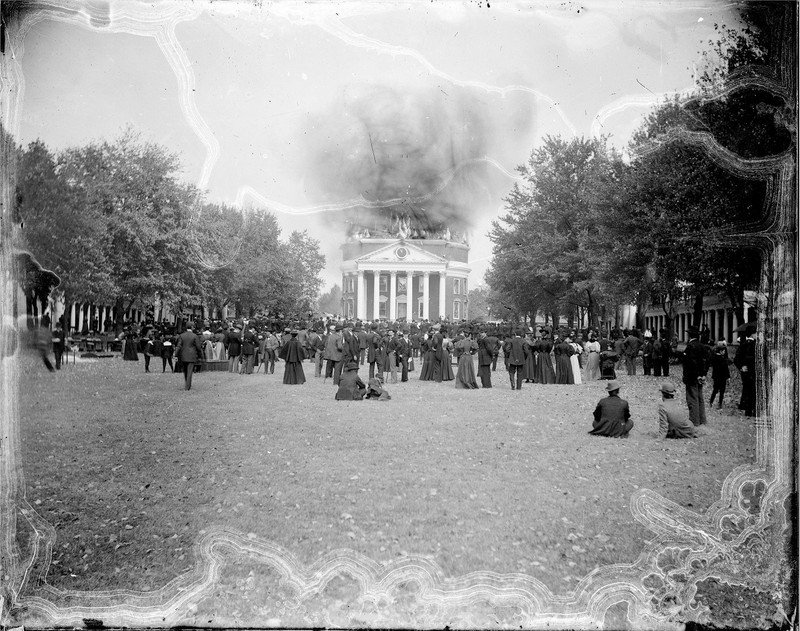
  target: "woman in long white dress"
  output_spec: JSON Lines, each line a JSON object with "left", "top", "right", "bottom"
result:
{"left": 583, "top": 335, "right": 601, "bottom": 381}
{"left": 568, "top": 336, "right": 582, "bottom": 384}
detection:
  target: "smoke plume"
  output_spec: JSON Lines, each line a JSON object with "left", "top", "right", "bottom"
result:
{"left": 304, "top": 84, "right": 503, "bottom": 240}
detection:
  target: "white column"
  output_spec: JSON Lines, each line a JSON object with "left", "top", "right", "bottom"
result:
{"left": 372, "top": 271, "right": 381, "bottom": 321}
{"left": 357, "top": 270, "right": 365, "bottom": 320}
{"left": 407, "top": 272, "right": 415, "bottom": 321}
{"left": 77, "top": 303, "right": 85, "bottom": 333}
{"left": 438, "top": 272, "right": 446, "bottom": 319}
{"left": 731, "top": 310, "right": 738, "bottom": 342}
{"left": 422, "top": 272, "right": 430, "bottom": 321}
{"left": 389, "top": 271, "right": 397, "bottom": 321}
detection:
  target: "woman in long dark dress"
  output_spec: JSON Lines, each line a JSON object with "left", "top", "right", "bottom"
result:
{"left": 279, "top": 330, "right": 306, "bottom": 384}
{"left": 553, "top": 337, "right": 575, "bottom": 384}
{"left": 534, "top": 334, "right": 556, "bottom": 384}
{"left": 419, "top": 335, "right": 435, "bottom": 381}
{"left": 441, "top": 334, "right": 455, "bottom": 381}
{"left": 122, "top": 328, "right": 139, "bottom": 361}
{"left": 454, "top": 334, "right": 479, "bottom": 389}
{"left": 523, "top": 332, "right": 537, "bottom": 383}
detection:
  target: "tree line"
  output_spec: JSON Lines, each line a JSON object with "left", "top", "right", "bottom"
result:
{"left": 486, "top": 3, "right": 791, "bottom": 333}
{"left": 12, "top": 126, "right": 325, "bottom": 328}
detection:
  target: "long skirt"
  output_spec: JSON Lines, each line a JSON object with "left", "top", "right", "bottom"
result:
{"left": 555, "top": 355, "right": 574, "bottom": 384}
{"left": 420, "top": 350, "right": 435, "bottom": 381}
{"left": 283, "top": 360, "right": 306, "bottom": 384}
{"left": 455, "top": 354, "right": 479, "bottom": 389}
{"left": 523, "top": 351, "right": 537, "bottom": 382}
{"left": 212, "top": 341, "right": 227, "bottom": 361}
{"left": 584, "top": 352, "right": 601, "bottom": 381}
{"left": 122, "top": 339, "right": 139, "bottom": 361}
{"left": 535, "top": 353, "right": 555, "bottom": 384}
{"left": 442, "top": 351, "right": 454, "bottom": 381}
{"left": 570, "top": 355, "right": 582, "bottom": 384}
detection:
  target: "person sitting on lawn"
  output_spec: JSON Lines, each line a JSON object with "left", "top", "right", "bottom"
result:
{"left": 589, "top": 380, "right": 633, "bottom": 438}
{"left": 335, "top": 361, "right": 367, "bottom": 400}
{"left": 365, "top": 377, "right": 391, "bottom": 401}
{"left": 657, "top": 383, "right": 697, "bottom": 439}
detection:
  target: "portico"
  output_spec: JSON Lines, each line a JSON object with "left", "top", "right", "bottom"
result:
{"left": 340, "top": 239, "right": 470, "bottom": 321}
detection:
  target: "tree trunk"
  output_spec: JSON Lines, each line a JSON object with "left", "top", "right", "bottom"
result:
{"left": 114, "top": 297, "right": 125, "bottom": 329}
{"left": 635, "top": 292, "right": 649, "bottom": 332}
{"left": 692, "top": 290, "right": 704, "bottom": 328}
{"left": 61, "top": 292, "right": 70, "bottom": 334}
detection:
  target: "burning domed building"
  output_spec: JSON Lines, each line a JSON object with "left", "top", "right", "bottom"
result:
{"left": 339, "top": 207, "right": 470, "bottom": 322}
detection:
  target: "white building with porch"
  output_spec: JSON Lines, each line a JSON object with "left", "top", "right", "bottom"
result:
{"left": 340, "top": 238, "right": 471, "bottom": 321}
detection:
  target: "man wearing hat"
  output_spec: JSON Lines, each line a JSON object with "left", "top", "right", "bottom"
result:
{"left": 589, "top": 380, "right": 633, "bottom": 438}
{"left": 263, "top": 329, "right": 280, "bottom": 374}
{"left": 657, "top": 383, "right": 697, "bottom": 439}
{"left": 733, "top": 324, "right": 757, "bottom": 417}
{"left": 240, "top": 326, "right": 258, "bottom": 375}
{"left": 356, "top": 323, "right": 368, "bottom": 366}
{"left": 477, "top": 328, "right": 495, "bottom": 388}
{"left": 323, "top": 323, "right": 344, "bottom": 385}
{"left": 683, "top": 325, "right": 710, "bottom": 426}
{"left": 342, "top": 321, "right": 360, "bottom": 365}
{"left": 504, "top": 327, "right": 528, "bottom": 390}
{"left": 366, "top": 323, "right": 382, "bottom": 379}
{"left": 335, "top": 360, "right": 367, "bottom": 400}
{"left": 392, "top": 329, "right": 410, "bottom": 382}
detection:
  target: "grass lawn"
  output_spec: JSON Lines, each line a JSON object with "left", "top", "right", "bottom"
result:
{"left": 12, "top": 351, "right": 760, "bottom": 627}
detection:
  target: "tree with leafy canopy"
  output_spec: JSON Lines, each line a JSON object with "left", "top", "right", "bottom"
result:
{"left": 58, "top": 127, "right": 201, "bottom": 327}
{"left": 284, "top": 230, "right": 326, "bottom": 318}
{"left": 15, "top": 139, "right": 114, "bottom": 330}
{"left": 487, "top": 135, "right": 621, "bottom": 329}
{"left": 317, "top": 284, "right": 342, "bottom": 316}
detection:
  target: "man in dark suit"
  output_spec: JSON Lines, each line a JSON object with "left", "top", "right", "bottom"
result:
{"left": 504, "top": 328, "right": 527, "bottom": 390}
{"left": 477, "top": 329, "right": 496, "bottom": 388}
{"left": 733, "top": 324, "right": 757, "bottom": 417}
{"left": 682, "top": 325, "right": 710, "bottom": 426}
{"left": 356, "top": 323, "right": 368, "bottom": 365}
{"left": 392, "top": 329, "right": 410, "bottom": 382}
{"left": 622, "top": 329, "right": 641, "bottom": 376}
{"left": 342, "top": 321, "right": 360, "bottom": 364}
{"left": 176, "top": 324, "right": 204, "bottom": 390}
{"left": 589, "top": 380, "right": 633, "bottom": 438}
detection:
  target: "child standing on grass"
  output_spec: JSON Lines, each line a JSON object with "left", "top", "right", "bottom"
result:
{"left": 143, "top": 332, "right": 154, "bottom": 373}
{"left": 709, "top": 340, "right": 730, "bottom": 409}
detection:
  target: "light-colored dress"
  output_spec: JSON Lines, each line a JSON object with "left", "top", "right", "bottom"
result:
{"left": 570, "top": 342, "right": 582, "bottom": 384}
{"left": 584, "top": 340, "right": 601, "bottom": 380}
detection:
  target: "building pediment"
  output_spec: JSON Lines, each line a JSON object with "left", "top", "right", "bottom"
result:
{"left": 354, "top": 240, "right": 448, "bottom": 266}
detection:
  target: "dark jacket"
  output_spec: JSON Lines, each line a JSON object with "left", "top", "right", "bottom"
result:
{"left": 682, "top": 338, "right": 710, "bottom": 385}
{"left": 335, "top": 370, "right": 366, "bottom": 400}
{"left": 503, "top": 335, "right": 527, "bottom": 366}
{"left": 589, "top": 394, "right": 633, "bottom": 437}
{"left": 710, "top": 347, "right": 730, "bottom": 382}
{"left": 176, "top": 330, "right": 204, "bottom": 363}
{"left": 226, "top": 331, "right": 242, "bottom": 358}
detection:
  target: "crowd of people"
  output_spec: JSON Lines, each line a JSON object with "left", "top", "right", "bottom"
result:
{"left": 38, "top": 314, "right": 758, "bottom": 437}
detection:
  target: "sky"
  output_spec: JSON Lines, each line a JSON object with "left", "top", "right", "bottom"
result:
{"left": 11, "top": 0, "right": 740, "bottom": 291}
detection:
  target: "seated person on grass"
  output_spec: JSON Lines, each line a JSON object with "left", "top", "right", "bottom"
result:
{"left": 657, "top": 382, "right": 697, "bottom": 439}
{"left": 589, "top": 379, "right": 633, "bottom": 438}
{"left": 335, "top": 361, "right": 367, "bottom": 400}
